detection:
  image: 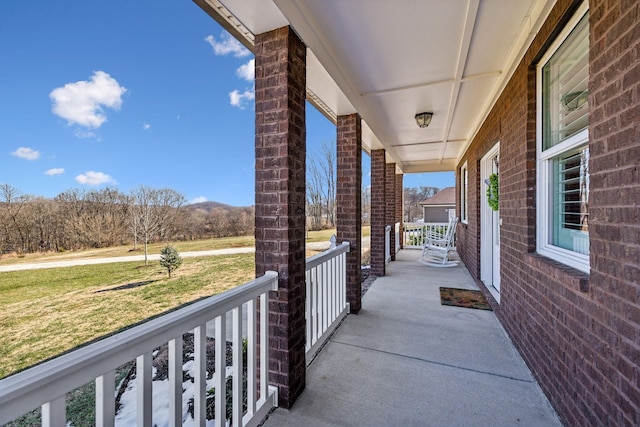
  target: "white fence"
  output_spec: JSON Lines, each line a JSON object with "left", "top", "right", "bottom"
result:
{"left": 395, "top": 222, "right": 401, "bottom": 253}
{"left": 305, "top": 241, "right": 350, "bottom": 361}
{"left": 0, "top": 272, "right": 279, "bottom": 427}
{"left": 403, "top": 222, "right": 451, "bottom": 249}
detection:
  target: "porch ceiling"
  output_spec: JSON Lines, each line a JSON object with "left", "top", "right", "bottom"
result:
{"left": 195, "top": 0, "right": 555, "bottom": 173}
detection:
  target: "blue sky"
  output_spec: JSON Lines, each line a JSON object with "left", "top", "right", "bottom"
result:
{"left": 0, "top": 1, "right": 453, "bottom": 207}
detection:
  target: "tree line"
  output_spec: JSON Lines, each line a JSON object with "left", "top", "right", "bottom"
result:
{"left": 0, "top": 184, "right": 253, "bottom": 259}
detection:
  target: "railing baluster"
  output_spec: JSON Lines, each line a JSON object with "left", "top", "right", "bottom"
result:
{"left": 232, "top": 306, "right": 243, "bottom": 426}
{"left": 340, "top": 254, "right": 344, "bottom": 311}
{"left": 313, "top": 265, "right": 319, "bottom": 344}
{"left": 318, "top": 263, "right": 323, "bottom": 334}
{"left": 305, "top": 270, "right": 312, "bottom": 352}
{"left": 136, "top": 352, "right": 152, "bottom": 427}
{"left": 215, "top": 314, "right": 227, "bottom": 425}
{"left": 322, "top": 262, "right": 329, "bottom": 332}
{"left": 168, "top": 336, "right": 183, "bottom": 427}
{"left": 260, "top": 292, "right": 268, "bottom": 402}
{"left": 42, "top": 396, "right": 65, "bottom": 427}
{"left": 194, "top": 325, "right": 207, "bottom": 427}
{"left": 247, "top": 299, "right": 257, "bottom": 415}
{"left": 96, "top": 371, "right": 115, "bottom": 427}
{"left": 329, "top": 256, "right": 335, "bottom": 322}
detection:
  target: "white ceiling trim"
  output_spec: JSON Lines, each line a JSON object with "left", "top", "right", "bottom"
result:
{"left": 393, "top": 139, "right": 466, "bottom": 148}
{"left": 360, "top": 71, "right": 502, "bottom": 99}
{"left": 438, "top": 0, "right": 480, "bottom": 165}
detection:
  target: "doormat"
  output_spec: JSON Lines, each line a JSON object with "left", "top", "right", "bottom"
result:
{"left": 439, "top": 287, "right": 493, "bottom": 311}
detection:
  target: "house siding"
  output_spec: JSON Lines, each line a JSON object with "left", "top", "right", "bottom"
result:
{"left": 456, "top": 1, "right": 640, "bottom": 425}
{"left": 422, "top": 206, "right": 452, "bottom": 223}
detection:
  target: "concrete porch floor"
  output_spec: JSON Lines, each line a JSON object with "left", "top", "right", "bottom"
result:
{"left": 262, "top": 249, "right": 562, "bottom": 427}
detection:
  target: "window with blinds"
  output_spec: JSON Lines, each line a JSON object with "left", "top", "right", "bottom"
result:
{"left": 542, "top": 13, "right": 589, "bottom": 150}
{"left": 536, "top": 3, "right": 590, "bottom": 272}
{"left": 552, "top": 146, "right": 589, "bottom": 254}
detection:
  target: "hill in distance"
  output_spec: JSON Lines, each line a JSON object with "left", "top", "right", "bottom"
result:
{"left": 185, "top": 201, "right": 253, "bottom": 212}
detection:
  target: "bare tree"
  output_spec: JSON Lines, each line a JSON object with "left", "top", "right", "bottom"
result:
{"left": 307, "top": 156, "right": 324, "bottom": 230}
{"left": 404, "top": 186, "right": 439, "bottom": 222}
{"left": 361, "top": 185, "right": 371, "bottom": 225}
{"left": 0, "top": 184, "right": 31, "bottom": 254}
{"left": 82, "top": 188, "right": 129, "bottom": 247}
{"left": 29, "top": 197, "right": 58, "bottom": 252}
{"left": 55, "top": 188, "right": 90, "bottom": 250}
{"left": 319, "top": 141, "right": 336, "bottom": 227}
{"left": 130, "top": 186, "right": 186, "bottom": 265}
{"left": 306, "top": 140, "right": 337, "bottom": 230}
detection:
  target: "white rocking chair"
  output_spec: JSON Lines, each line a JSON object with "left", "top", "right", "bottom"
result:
{"left": 419, "top": 217, "right": 458, "bottom": 267}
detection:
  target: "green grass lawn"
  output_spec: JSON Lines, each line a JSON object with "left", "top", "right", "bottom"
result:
{"left": 0, "top": 253, "right": 255, "bottom": 379}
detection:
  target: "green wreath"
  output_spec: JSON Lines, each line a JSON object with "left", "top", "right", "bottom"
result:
{"left": 487, "top": 173, "right": 499, "bottom": 211}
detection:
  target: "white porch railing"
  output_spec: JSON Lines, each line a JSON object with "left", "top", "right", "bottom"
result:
{"left": 0, "top": 272, "right": 279, "bottom": 427}
{"left": 385, "top": 225, "right": 392, "bottom": 264}
{"left": 305, "top": 241, "right": 350, "bottom": 361}
{"left": 395, "top": 222, "right": 401, "bottom": 253}
{"left": 403, "top": 222, "right": 450, "bottom": 248}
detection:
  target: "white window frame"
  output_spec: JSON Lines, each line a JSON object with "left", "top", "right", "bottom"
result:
{"left": 460, "top": 162, "right": 468, "bottom": 224}
{"left": 536, "top": 2, "right": 590, "bottom": 273}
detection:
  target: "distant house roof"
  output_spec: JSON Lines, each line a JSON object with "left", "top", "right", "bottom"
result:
{"left": 419, "top": 187, "right": 455, "bottom": 206}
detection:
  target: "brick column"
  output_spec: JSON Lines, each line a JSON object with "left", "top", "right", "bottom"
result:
{"left": 370, "top": 149, "right": 386, "bottom": 276}
{"left": 254, "top": 26, "right": 306, "bottom": 409}
{"left": 336, "top": 114, "right": 362, "bottom": 314}
{"left": 385, "top": 162, "right": 396, "bottom": 261}
{"left": 396, "top": 174, "right": 404, "bottom": 249}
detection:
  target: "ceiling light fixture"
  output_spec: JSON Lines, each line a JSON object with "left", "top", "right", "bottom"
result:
{"left": 415, "top": 112, "right": 433, "bottom": 128}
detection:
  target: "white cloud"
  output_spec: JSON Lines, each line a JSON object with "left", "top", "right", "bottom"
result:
{"left": 45, "top": 168, "right": 65, "bottom": 176}
{"left": 50, "top": 71, "right": 127, "bottom": 129}
{"left": 74, "top": 129, "right": 97, "bottom": 139}
{"left": 190, "top": 196, "right": 208, "bottom": 204}
{"left": 204, "top": 33, "right": 250, "bottom": 58}
{"left": 75, "top": 171, "right": 116, "bottom": 186}
{"left": 11, "top": 147, "right": 40, "bottom": 160}
{"left": 236, "top": 59, "right": 255, "bottom": 81}
{"left": 143, "top": 122, "right": 151, "bottom": 130}
{"left": 229, "top": 89, "right": 255, "bottom": 109}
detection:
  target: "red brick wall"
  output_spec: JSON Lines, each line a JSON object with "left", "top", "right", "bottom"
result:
{"left": 385, "top": 162, "right": 396, "bottom": 260}
{"left": 370, "top": 149, "right": 386, "bottom": 276}
{"left": 456, "top": 0, "right": 640, "bottom": 425}
{"left": 336, "top": 114, "right": 362, "bottom": 313}
{"left": 254, "top": 26, "right": 307, "bottom": 409}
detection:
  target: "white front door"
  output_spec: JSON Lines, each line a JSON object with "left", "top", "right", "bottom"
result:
{"left": 481, "top": 144, "right": 500, "bottom": 302}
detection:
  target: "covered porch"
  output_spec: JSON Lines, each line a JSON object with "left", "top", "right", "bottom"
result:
{"left": 264, "top": 249, "right": 561, "bottom": 427}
